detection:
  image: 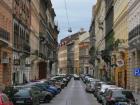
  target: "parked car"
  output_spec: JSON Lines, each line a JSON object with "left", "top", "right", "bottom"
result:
{"left": 39, "top": 80, "right": 62, "bottom": 92}
{"left": 73, "top": 74, "right": 80, "bottom": 80}
{"left": 29, "top": 86, "right": 52, "bottom": 103}
{"left": 45, "top": 80, "right": 62, "bottom": 92}
{"left": 51, "top": 76, "right": 67, "bottom": 88}
{"left": 85, "top": 79, "right": 100, "bottom": 93}
{"left": 34, "top": 83, "right": 59, "bottom": 96}
{"left": 0, "top": 93, "right": 13, "bottom": 105}
{"left": 14, "top": 82, "right": 54, "bottom": 103}
{"left": 83, "top": 75, "right": 92, "bottom": 83}
{"left": 94, "top": 81, "right": 106, "bottom": 97}
{"left": 97, "top": 85, "right": 123, "bottom": 103}
{"left": 102, "top": 89, "right": 138, "bottom": 105}
{"left": 3, "top": 86, "right": 19, "bottom": 103}
{"left": 13, "top": 88, "right": 40, "bottom": 105}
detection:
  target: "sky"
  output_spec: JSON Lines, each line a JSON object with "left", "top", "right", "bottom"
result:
{"left": 51, "top": 0, "right": 97, "bottom": 42}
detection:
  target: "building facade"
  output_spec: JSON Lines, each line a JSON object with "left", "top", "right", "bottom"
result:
{"left": 89, "top": 5, "right": 96, "bottom": 77}
{"left": 94, "top": 0, "right": 106, "bottom": 80}
{"left": 74, "top": 37, "right": 80, "bottom": 75}
{"left": 100, "top": 0, "right": 114, "bottom": 82}
{"left": 58, "top": 39, "right": 68, "bottom": 74}
{"left": 112, "top": 0, "right": 128, "bottom": 88}
{"left": 30, "top": 0, "right": 40, "bottom": 80}
{"left": 38, "top": 0, "right": 59, "bottom": 79}
{"left": 45, "top": 0, "right": 59, "bottom": 76}
{"left": 0, "top": 0, "right": 59, "bottom": 86}
{"left": 79, "top": 32, "right": 91, "bottom": 75}
{"left": 128, "top": 0, "right": 140, "bottom": 92}
{"left": 58, "top": 30, "right": 87, "bottom": 75}
{"left": 13, "top": 0, "right": 31, "bottom": 84}
{"left": 0, "top": 0, "right": 13, "bottom": 86}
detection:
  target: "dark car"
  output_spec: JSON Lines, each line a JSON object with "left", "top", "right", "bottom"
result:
{"left": 14, "top": 84, "right": 52, "bottom": 103}
{"left": 50, "top": 78, "right": 66, "bottom": 89}
{"left": 103, "top": 89, "right": 137, "bottom": 105}
{"left": 34, "top": 83, "right": 58, "bottom": 96}
{"left": 13, "top": 88, "right": 40, "bottom": 105}
{"left": 30, "top": 86, "right": 52, "bottom": 103}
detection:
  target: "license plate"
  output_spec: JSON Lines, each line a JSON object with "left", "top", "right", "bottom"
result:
{"left": 16, "top": 100, "right": 24, "bottom": 103}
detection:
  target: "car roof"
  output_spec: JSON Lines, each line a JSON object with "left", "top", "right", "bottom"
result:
{"left": 111, "top": 89, "right": 132, "bottom": 92}
{"left": 106, "top": 87, "right": 123, "bottom": 90}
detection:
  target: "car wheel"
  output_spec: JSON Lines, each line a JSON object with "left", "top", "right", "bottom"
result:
{"left": 106, "top": 102, "right": 110, "bottom": 105}
{"left": 45, "top": 95, "right": 51, "bottom": 103}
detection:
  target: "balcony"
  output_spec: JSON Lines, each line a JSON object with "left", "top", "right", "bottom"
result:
{"left": 1, "top": 58, "right": 9, "bottom": 64}
{"left": 0, "top": 27, "right": 10, "bottom": 46}
{"left": 129, "top": 24, "right": 140, "bottom": 41}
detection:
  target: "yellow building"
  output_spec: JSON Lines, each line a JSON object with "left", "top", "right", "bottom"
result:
{"left": 112, "top": 0, "right": 128, "bottom": 88}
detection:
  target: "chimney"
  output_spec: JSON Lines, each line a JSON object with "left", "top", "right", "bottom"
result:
{"left": 80, "top": 28, "right": 84, "bottom": 32}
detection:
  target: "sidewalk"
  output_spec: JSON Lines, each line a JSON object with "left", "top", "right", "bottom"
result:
{"left": 133, "top": 93, "right": 140, "bottom": 104}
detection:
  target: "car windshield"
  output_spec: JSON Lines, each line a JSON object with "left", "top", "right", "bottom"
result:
{"left": 15, "top": 89, "right": 30, "bottom": 97}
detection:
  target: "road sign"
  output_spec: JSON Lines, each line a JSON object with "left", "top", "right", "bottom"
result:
{"left": 134, "top": 68, "right": 140, "bottom": 76}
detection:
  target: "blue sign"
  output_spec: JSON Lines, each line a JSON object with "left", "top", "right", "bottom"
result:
{"left": 134, "top": 68, "right": 140, "bottom": 76}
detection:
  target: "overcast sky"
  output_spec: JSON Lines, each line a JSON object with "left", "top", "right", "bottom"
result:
{"left": 51, "top": 0, "right": 97, "bottom": 42}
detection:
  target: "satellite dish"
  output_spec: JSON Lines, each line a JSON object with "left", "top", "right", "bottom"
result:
{"left": 68, "top": 27, "right": 72, "bottom": 32}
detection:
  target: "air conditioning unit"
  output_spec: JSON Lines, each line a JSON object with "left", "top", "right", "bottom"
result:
{"left": 1, "top": 58, "right": 9, "bottom": 64}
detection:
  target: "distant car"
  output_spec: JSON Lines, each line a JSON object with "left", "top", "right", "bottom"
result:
{"left": 73, "top": 74, "right": 80, "bottom": 80}
{"left": 13, "top": 88, "right": 40, "bottom": 105}
{"left": 0, "top": 93, "right": 13, "bottom": 105}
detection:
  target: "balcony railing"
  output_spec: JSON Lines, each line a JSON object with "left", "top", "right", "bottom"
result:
{"left": 1, "top": 58, "right": 9, "bottom": 64}
{"left": 0, "top": 27, "right": 10, "bottom": 42}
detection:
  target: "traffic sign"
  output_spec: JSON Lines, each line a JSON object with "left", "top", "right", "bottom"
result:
{"left": 134, "top": 68, "right": 140, "bottom": 76}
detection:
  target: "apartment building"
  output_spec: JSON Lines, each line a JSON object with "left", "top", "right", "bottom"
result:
{"left": 0, "top": 0, "right": 13, "bottom": 86}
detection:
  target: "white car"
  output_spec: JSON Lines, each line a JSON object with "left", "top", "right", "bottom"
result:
{"left": 73, "top": 74, "right": 80, "bottom": 80}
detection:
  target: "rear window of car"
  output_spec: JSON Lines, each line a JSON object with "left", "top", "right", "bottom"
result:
{"left": 15, "top": 89, "right": 30, "bottom": 97}
{"left": 112, "top": 90, "right": 134, "bottom": 99}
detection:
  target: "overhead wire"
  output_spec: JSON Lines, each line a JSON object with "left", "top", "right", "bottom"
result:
{"left": 64, "top": 0, "right": 72, "bottom": 32}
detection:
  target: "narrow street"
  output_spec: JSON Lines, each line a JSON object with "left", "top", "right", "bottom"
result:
{"left": 41, "top": 79, "right": 100, "bottom": 105}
